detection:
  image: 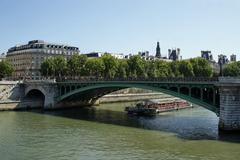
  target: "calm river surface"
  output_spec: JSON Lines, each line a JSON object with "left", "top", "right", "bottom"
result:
{"left": 0, "top": 103, "right": 240, "bottom": 160}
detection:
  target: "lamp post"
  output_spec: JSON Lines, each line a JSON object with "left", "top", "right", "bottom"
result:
{"left": 218, "top": 55, "right": 223, "bottom": 77}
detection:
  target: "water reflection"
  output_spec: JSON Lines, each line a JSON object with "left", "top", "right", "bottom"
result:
{"left": 34, "top": 103, "right": 240, "bottom": 143}
{"left": 1, "top": 103, "right": 240, "bottom": 160}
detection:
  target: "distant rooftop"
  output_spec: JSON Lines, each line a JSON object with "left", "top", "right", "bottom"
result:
{"left": 7, "top": 40, "right": 79, "bottom": 53}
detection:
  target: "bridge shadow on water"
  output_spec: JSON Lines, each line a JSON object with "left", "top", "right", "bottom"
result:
{"left": 30, "top": 106, "right": 240, "bottom": 143}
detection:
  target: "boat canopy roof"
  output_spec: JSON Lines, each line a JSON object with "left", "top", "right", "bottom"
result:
{"left": 143, "top": 98, "right": 186, "bottom": 105}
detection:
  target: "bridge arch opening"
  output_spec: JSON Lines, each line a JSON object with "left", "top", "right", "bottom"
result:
{"left": 203, "top": 88, "right": 214, "bottom": 104}
{"left": 24, "top": 89, "right": 45, "bottom": 109}
{"left": 58, "top": 83, "right": 218, "bottom": 113}
{"left": 169, "top": 87, "right": 178, "bottom": 92}
{"left": 191, "top": 87, "right": 201, "bottom": 99}
{"left": 180, "top": 87, "right": 189, "bottom": 95}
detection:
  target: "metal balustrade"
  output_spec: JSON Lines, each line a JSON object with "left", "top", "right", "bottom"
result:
{"left": 53, "top": 76, "right": 219, "bottom": 82}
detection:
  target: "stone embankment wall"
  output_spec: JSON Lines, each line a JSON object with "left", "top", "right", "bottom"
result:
{"left": 0, "top": 81, "right": 22, "bottom": 110}
{"left": 99, "top": 92, "right": 178, "bottom": 104}
{"left": 98, "top": 88, "right": 180, "bottom": 104}
{"left": 0, "top": 81, "right": 20, "bottom": 100}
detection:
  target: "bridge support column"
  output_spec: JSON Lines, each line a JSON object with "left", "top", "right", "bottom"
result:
{"left": 213, "top": 88, "right": 216, "bottom": 106}
{"left": 218, "top": 85, "right": 240, "bottom": 131}
{"left": 189, "top": 87, "right": 192, "bottom": 97}
{"left": 200, "top": 88, "right": 203, "bottom": 101}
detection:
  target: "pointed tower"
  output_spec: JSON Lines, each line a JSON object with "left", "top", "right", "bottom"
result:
{"left": 156, "top": 42, "right": 161, "bottom": 58}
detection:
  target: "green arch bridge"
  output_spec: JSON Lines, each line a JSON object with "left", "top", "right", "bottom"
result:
{"left": 57, "top": 77, "right": 220, "bottom": 114}
{"left": 22, "top": 77, "right": 240, "bottom": 131}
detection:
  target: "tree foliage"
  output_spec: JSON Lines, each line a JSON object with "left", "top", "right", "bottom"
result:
{"left": 85, "top": 58, "right": 105, "bottom": 77}
{"left": 41, "top": 58, "right": 54, "bottom": 77}
{"left": 190, "top": 57, "right": 213, "bottom": 77}
{"left": 155, "top": 60, "right": 172, "bottom": 77}
{"left": 67, "top": 54, "right": 87, "bottom": 77}
{"left": 127, "top": 55, "right": 146, "bottom": 78}
{"left": 40, "top": 54, "right": 222, "bottom": 79}
{"left": 40, "top": 56, "right": 67, "bottom": 79}
{"left": 223, "top": 61, "right": 240, "bottom": 76}
{"left": 116, "top": 59, "right": 128, "bottom": 78}
{"left": 53, "top": 56, "right": 67, "bottom": 78}
{"left": 178, "top": 60, "right": 194, "bottom": 77}
{"left": 101, "top": 54, "right": 118, "bottom": 78}
{"left": 0, "top": 60, "right": 14, "bottom": 79}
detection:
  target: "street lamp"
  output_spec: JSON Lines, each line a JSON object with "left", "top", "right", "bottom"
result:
{"left": 218, "top": 55, "right": 223, "bottom": 77}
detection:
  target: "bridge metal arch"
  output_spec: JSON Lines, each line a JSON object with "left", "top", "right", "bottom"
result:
{"left": 57, "top": 83, "right": 219, "bottom": 114}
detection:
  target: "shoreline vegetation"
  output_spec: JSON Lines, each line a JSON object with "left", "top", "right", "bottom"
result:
{"left": 1, "top": 54, "right": 240, "bottom": 81}
{"left": 40, "top": 54, "right": 215, "bottom": 80}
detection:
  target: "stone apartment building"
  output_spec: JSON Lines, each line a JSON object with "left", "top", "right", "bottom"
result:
{"left": 6, "top": 40, "right": 79, "bottom": 80}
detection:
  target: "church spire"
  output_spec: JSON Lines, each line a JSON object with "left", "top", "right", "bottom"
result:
{"left": 156, "top": 41, "right": 161, "bottom": 58}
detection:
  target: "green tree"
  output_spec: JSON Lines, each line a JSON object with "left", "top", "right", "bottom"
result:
{"left": 40, "top": 58, "right": 54, "bottom": 77}
{"left": 78, "top": 54, "right": 88, "bottom": 75}
{"left": 169, "top": 61, "right": 181, "bottom": 77}
{"left": 101, "top": 54, "right": 118, "bottom": 78}
{"left": 145, "top": 61, "right": 157, "bottom": 78}
{"left": 0, "top": 60, "right": 14, "bottom": 79}
{"left": 178, "top": 60, "right": 194, "bottom": 77}
{"left": 67, "top": 54, "right": 88, "bottom": 77}
{"left": 127, "top": 55, "right": 146, "bottom": 78}
{"left": 155, "top": 60, "right": 172, "bottom": 77}
{"left": 190, "top": 57, "right": 213, "bottom": 77}
{"left": 85, "top": 58, "right": 105, "bottom": 77}
{"left": 67, "top": 54, "right": 81, "bottom": 77}
{"left": 53, "top": 56, "right": 67, "bottom": 79}
{"left": 115, "top": 59, "right": 128, "bottom": 78}
{"left": 223, "top": 61, "right": 240, "bottom": 76}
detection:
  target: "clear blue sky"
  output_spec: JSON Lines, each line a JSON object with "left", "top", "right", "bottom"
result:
{"left": 1, "top": 0, "right": 240, "bottom": 60}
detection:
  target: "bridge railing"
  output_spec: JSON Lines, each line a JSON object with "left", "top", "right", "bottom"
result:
{"left": 56, "top": 76, "right": 219, "bottom": 82}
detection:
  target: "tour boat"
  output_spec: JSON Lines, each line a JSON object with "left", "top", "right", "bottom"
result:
{"left": 125, "top": 99, "right": 191, "bottom": 116}
{"left": 125, "top": 103, "right": 158, "bottom": 116}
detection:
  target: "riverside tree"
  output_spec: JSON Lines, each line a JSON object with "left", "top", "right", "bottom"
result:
{"left": 155, "top": 60, "right": 172, "bottom": 77}
{"left": 127, "top": 55, "right": 146, "bottom": 78}
{"left": 115, "top": 59, "right": 128, "bottom": 78}
{"left": 101, "top": 54, "right": 118, "bottom": 78}
{"left": 41, "top": 56, "right": 67, "bottom": 79}
{"left": 223, "top": 61, "right": 240, "bottom": 76}
{"left": 178, "top": 60, "right": 194, "bottom": 77}
{"left": 67, "top": 54, "right": 87, "bottom": 77}
{"left": 146, "top": 60, "right": 157, "bottom": 78}
{"left": 190, "top": 57, "right": 213, "bottom": 77}
{"left": 53, "top": 56, "right": 67, "bottom": 79}
{"left": 0, "top": 60, "right": 14, "bottom": 79}
{"left": 40, "top": 58, "right": 54, "bottom": 77}
{"left": 40, "top": 54, "right": 220, "bottom": 79}
{"left": 85, "top": 58, "right": 105, "bottom": 77}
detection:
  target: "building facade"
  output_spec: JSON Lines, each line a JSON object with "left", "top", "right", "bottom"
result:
{"left": 201, "top": 50, "right": 213, "bottom": 61}
{"left": 168, "top": 48, "right": 180, "bottom": 61}
{"left": 6, "top": 40, "right": 79, "bottom": 80}
{"left": 84, "top": 52, "right": 124, "bottom": 59}
{"left": 218, "top": 54, "right": 229, "bottom": 65}
{"left": 0, "top": 53, "right": 6, "bottom": 62}
{"left": 230, "top": 54, "right": 237, "bottom": 62}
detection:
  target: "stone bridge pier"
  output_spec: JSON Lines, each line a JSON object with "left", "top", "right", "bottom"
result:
{"left": 22, "top": 81, "right": 59, "bottom": 109}
{"left": 218, "top": 78, "right": 240, "bottom": 131}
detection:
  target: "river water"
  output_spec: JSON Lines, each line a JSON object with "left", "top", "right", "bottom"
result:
{"left": 0, "top": 103, "right": 240, "bottom": 160}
